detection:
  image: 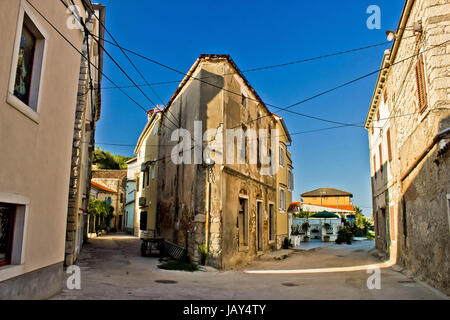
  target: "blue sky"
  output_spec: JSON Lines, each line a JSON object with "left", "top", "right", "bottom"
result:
{"left": 94, "top": 0, "right": 406, "bottom": 216}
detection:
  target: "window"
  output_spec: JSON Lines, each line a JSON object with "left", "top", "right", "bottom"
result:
{"left": 241, "top": 94, "right": 247, "bottom": 108}
{"left": 120, "top": 193, "right": 124, "bottom": 203}
{"left": 287, "top": 169, "right": 293, "bottom": 190}
{"left": 146, "top": 166, "right": 150, "bottom": 186}
{"left": 151, "top": 165, "right": 155, "bottom": 179}
{"left": 279, "top": 188, "right": 286, "bottom": 212}
{"left": 238, "top": 198, "right": 248, "bottom": 247}
{"left": 415, "top": 54, "right": 428, "bottom": 113}
{"left": 105, "top": 197, "right": 112, "bottom": 205}
{"left": 0, "top": 204, "right": 16, "bottom": 267}
{"left": 386, "top": 128, "right": 392, "bottom": 162}
{"left": 14, "top": 25, "right": 36, "bottom": 106}
{"left": 269, "top": 204, "right": 275, "bottom": 241}
{"left": 8, "top": 10, "right": 46, "bottom": 120}
{"left": 153, "top": 121, "right": 158, "bottom": 135}
{"left": 279, "top": 146, "right": 285, "bottom": 167}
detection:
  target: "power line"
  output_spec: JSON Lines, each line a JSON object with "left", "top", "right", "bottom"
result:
{"left": 74, "top": 0, "right": 181, "bottom": 132}
{"left": 93, "top": 33, "right": 435, "bottom": 130}
{"left": 94, "top": 106, "right": 450, "bottom": 149}
{"left": 93, "top": 35, "right": 366, "bottom": 128}
{"left": 25, "top": 0, "right": 150, "bottom": 115}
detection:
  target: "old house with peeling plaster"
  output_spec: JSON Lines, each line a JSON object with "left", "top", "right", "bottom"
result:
{"left": 365, "top": 0, "right": 450, "bottom": 295}
{"left": 153, "top": 54, "right": 292, "bottom": 269}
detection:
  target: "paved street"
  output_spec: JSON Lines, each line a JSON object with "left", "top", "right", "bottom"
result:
{"left": 52, "top": 234, "right": 448, "bottom": 300}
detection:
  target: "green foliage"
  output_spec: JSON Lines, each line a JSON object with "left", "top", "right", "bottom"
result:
{"left": 291, "top": 224, "right": 301, "bottom": 235}
{"left": 198, "top": 243, "right": 209, "bottom": 265}
{"left": 93, "top": 147, "right": 132, "bottom": 170}
{"left": 89, "top": 199, "right": 114, "bottom": 218}
{"left": 158, "top": 260, "right": 199, "bottom": 272}
{"left": 295, "top": 210, "right": 312, "bottom": 218}
{"left": 301, "top": 221, "right": 310, "bottom": 232}
{"left": 89, "top": 199, "right": 114, "bottom": 232}
{"left": 335, "top": 226, "right": 353, "bottom": 244}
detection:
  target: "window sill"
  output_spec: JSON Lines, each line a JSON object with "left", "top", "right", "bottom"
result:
{"left": 6, "top": 93, "right": 39, "bottom": 124}
{"left": 0, "top": 264, "right": 25, "bottom": 282}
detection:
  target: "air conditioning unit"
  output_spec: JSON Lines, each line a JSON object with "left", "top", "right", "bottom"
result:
{"left": 139, "top": 197, "right": 146, "bottom": 207}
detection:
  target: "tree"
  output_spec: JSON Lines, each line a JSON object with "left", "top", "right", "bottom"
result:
{"left": 93, "top": 147, "right": 131, "bottom": 169}
{"left": 89, "top": 199, "right": 114, "bottom": 232}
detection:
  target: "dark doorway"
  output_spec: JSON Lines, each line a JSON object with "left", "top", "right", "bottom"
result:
{"left": 140, "top": 211, "right": 148, "bottom": 231}
{"left": 257, "top": 201, "right": 263, "bottom": 252}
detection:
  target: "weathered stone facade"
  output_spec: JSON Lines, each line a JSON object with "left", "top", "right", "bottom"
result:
{"left": 65, "top": 4, "right": 105, "bottom": 266}
{"left": 365, "top": 0, "right": 450, "bottom": 295}
{"left": 156, "top": 55, "right": 283, "bottom": 269}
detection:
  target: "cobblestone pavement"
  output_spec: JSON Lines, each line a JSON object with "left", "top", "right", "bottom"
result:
{"left": 51, "top": 234, "right": 448, "bottom": 300}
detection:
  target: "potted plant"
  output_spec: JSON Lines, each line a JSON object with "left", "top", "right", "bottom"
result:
{"left": 302, "top": 221, "right": 310, "bottom": 242}
{"left": 290, "top": 225, "right": 301, "bottom": 247}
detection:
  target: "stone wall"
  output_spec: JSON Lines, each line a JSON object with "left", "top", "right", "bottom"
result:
{"left": 369, "top": 0, "right": 450, "bottom": 294}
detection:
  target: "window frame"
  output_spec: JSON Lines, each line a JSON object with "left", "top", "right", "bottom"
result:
{"left": 0, "top": 204, "right": 16, "bottom": 267}
{"left": 415, "top": 54, "right": 428, "bottom": 114}
{"left": 0, "top": 193, "right": 29, "bottom": 282}
{"left": 386, "top": 128, "right": 392, "bottom": 162}
{"left": 237, "top": 196, "right": 249, "bottom": 249}
{"left": 7, "top": 2, "right": 48, "bottom": 123}
{"left": 279, "top": 187, "right": 286, "bottom": 212}
{"left": 279, "top": 145, "right": 285, "bottom": 168}
{"left": 268, "top": 203, "right": 275, "bottom": 242}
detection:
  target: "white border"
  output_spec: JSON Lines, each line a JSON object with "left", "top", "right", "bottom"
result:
{"left": 0, "top": 192, "right": 30, "bottom": 282}
{"left": 6, "top": 0, "right": 49, "bottom": 124}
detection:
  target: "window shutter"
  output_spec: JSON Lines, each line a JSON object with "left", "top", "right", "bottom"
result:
{"left": 386, "top": 128, "right": 392, "bottom": 162}
{"left": 415, "top": 54, "right": 428, "bottom": 113}
{"left": 373, "top": 155, "right": 377, "bottom": 178}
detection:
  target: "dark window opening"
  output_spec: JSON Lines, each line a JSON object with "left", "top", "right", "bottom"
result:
{"left": 140, "top": 211, "right": 148, "bottom": 231}
{"left": 0, "top": 203, "right": 16, "bottom": 267}
{"left": 269, "top": 204, "right": 275, "bottom": 241}
{"left": 14, "top": 25, "right": 36, "bottom": 106}
{"left": 238, "top": 198, "right": 248, "bottom": 247}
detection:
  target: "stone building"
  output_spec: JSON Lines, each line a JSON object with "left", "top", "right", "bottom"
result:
{"left": 365, "top": 0, "right": 450, "bottom": 295}
{"left": 64, "top": 2, "right": 105, "bottom": 266}
{"left": 0, "top": 0, "right": 96, "bottom": 299}
{"left": 274, "top": 114, "right": 293, "bottom": 249}
{"left": 134, "top": 109, "right": 162, "bottom": 238}
{"left": 155, "top": 54, "right": 290, "bottom": 269}
{"left": 91, "top": 170, "right": 127, "bottom": 231}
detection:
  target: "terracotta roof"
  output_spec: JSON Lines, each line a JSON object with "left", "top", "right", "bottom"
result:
{"left": 90, "top": 181, "right": 115, "bottom": 193}
{"left": 301, "top": 188, "right": 353, "bottom": 197}
{"left": 288, "top": 202, "right": 301, "bottom": 212}
{"left": 92, "top": 170, "right": 127, "bottom": 179}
